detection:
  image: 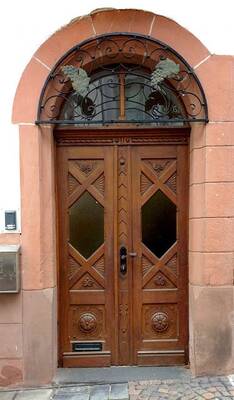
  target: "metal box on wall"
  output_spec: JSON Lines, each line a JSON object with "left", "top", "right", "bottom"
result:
{"left": 0, "top": 245, "right": 20, "bottom": 293}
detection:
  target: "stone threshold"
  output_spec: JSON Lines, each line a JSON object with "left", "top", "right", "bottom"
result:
{"left": 54, "top": 366, "right": 191, "bottom": 385}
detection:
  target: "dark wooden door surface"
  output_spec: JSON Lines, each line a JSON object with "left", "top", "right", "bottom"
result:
{"left": 131, "top": 146, "right": 188, "bottom": 365}
{"left": 57, "top": 142, "right": 188, "bottom": 367}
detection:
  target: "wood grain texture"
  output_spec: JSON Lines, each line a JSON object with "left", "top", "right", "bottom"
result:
{"left": 56, "top": 132, "right": 188, "bottom": 367}
{"left": 57, "top": 146, "right": 114, "bottom": 367}
{"left": 131, "top": 145, "right": 188, "bottom": 365}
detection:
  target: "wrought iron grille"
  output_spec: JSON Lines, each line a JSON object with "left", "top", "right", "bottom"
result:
{"left": 36, "top": 33, "right": 208, "bottom": 126}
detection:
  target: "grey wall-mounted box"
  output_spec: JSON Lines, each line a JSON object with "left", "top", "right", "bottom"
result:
{"left": 0, "top": 245, "right": 20, "bottom": 293}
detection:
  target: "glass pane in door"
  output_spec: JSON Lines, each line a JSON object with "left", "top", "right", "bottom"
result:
{"left": 142, "top": 190, "right": 176, "bottom": 258}
{"left": 69, "top": 191, "right": 104, "bottom": 259}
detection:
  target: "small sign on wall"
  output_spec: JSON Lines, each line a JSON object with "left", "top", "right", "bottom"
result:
{"left": 5, "top": 211, "right": 17, "bottom": 230}
{"left": 0, "top": 245, "right": 20, "bottom": 293}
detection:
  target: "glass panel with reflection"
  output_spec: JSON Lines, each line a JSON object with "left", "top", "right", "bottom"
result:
{"left": 69, "top": 191, "right": 104, "bottom": 259}
{"left": 142, "top": 190, "right": 176, "bottom": 258}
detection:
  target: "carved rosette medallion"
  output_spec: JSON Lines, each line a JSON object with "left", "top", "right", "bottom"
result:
{"left": 79, "top": 312, "right": 97, "bottom": 333}
{"left": 151, "top": 312, "right": 169, "bottom": 333}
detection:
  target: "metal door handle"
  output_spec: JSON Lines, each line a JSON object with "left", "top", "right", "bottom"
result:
{"left": 120, "top": 246, "right": 127, "bottom": 275}
{"left": 129, "top": 252, "right": 137, "bottom": 257}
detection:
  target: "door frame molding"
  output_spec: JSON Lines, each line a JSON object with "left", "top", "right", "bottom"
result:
{"left": 54, "top": 127, "right": 190, "bottom": 147}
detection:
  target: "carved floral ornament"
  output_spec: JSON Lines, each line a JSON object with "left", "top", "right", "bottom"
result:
{"left": 79, "top": 312, "right": 97, "bottom": 333}
{"left": 151, "top": 311, "right": 169, "bottom": 333}
{"left": 36, "top": 33, "right": 208, "bottom": 125}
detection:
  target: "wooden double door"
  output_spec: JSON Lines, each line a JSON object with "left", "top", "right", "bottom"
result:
{"left": 57, "top": 139, "right": 188, "bottom": 367}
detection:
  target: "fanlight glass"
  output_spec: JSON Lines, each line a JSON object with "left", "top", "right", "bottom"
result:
{"left": 60, "top": 67, "right": 186, "bottom": 125}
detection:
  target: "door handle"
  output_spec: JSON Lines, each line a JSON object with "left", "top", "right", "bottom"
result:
{"left": 129, "top": 252, "right": 137, "bottom": 257}
{"left": 120, "top": 246, "right": 127, "bottom": 275}
{"left": 120, "top": 247, "right": 137, "bottom": 275}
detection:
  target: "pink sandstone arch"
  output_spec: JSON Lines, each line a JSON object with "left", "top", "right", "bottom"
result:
{"left": 13, "top": 9, "right": 212, "bottom": 123}
{"left": 8, "top": 8, "right": 234, "bottom": 386}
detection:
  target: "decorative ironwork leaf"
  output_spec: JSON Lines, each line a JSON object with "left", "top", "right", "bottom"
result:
{"left": 61, "top": 65, "right": 90, "bottom": 96}
{"left": 151, "top": 58, "right": 180, "bottom": 88}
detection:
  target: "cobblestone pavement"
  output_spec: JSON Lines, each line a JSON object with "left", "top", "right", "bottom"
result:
{"left": 0, "top": 376, "right": 234, "bottom": 399}
{"left": 129, "top": 376, "right": 234, "bottom": 399}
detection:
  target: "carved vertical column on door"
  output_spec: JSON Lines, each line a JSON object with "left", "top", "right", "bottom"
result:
{"left": 118, "top": 146, "right": 131, "bottom": 364}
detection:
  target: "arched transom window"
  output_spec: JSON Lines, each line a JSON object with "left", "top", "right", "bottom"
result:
{"left": 60, "top": 65, "right": 187, "bottom": 125}
{"left": 37, "top": 34, "right": 208, "bottom": 126}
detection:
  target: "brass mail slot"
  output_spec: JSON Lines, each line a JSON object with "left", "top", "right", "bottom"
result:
{"left": 0, "top": 245, "right": 20, "bottom": 293}
{"left": 72, "top": 342, "right": 103, "bottom": 352}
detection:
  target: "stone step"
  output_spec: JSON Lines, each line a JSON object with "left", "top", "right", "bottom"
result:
{"left": 0, "top": 384, "right": 129, "bottom": 400}
{"left": 53, "top": 384, "right": 129, "bottom": 400}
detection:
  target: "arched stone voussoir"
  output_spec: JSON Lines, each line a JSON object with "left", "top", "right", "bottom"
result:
{"left": 34, "top": 15, "right": 95, "bottom": 71}
{"left": 90, "top": 8, "right": 156, "bottom": 36}
{"left": 12, "top": 8, "right": 211, "bottom": 124}
{"left": 12, "top": 58, "right": 49, "bottom": 124}
{"left": 150, "top": 15, "right": 210, "bottom": 68}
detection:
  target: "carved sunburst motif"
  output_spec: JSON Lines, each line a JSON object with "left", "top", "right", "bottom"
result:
{"left": 166, "top": 254, "right": 177, "bottom": 275}
{"left": 68, "top": 173, "right": 80, "bottom": 194}
{"left": 68, "top": 256, "right": 82, "bottom": 280}
{"left": 93, "top": 257, "right": 105, "bottom": 277}
{"left": 93, "top": 174, "right": 105, "bottom": 195}
{"left": 140, "top": 173, "right": 153, "bottom": 194}
{"left": 165, "top": 173, "right": 177, "bottom": 193}
{"left": 142, "top": 256, "right": 154, "bottom": 276}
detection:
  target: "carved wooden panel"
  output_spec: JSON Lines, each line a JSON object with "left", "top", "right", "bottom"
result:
{"left": 68, "top": 256, "right": 82, "bottom": 280}
{"left": 142, "top": 255, "right": 154, "bottom": 276}
{"left": 67, "top": 154, "right": 107, "bottom": 349}
{"left": 144, "top": 159, "right": 173, "bottom": 177}
{"left": 71, "top": 273, "right": 103, "bottom": 290}
{"left": 55, "top": 128, "right": 190, "bottom": 147}
{"left": 142, "top": 304, "right": 178, "bottom": 340}
{"left": 132, "top": 145, "right": 188, "bottom": 365}
{"left": 140, "top": 173, "right": 153, "bottom": 194}
{"left": 69, "top": 305, "right": 105, "bottom": 340}
{"left": 92, "top": 256, "right": 105, "bottom": 277}
{"left": 75, "top": 160, "right": 103, "bottom": 176}
{"left": 144, "top": 271, "right": 176, "bottom": 289}
{"left": 165, "top": 173, "right": 177, "bottom": 193}
{"left": 58, "top": 141, "right": 188, "bottom": 367}
{"left": 68, "top": 173, "right": 80, "bottom": 194}
{"left": 58, "top": 146, "right": 114, "bottom": 367}
{"left": 93, "top": 174, "right": 105, "bottom": 195}
{"left": 166, "top": 254, "right": 178, "bottom": 276}
{"left": 117, "top": 147, "right": 131, "bottom": 364}
{"left": 118, "top": 150, "right": 129, "bottom": 246}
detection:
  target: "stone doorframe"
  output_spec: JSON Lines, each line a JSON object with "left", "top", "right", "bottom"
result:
{"left": 12, "top": 9, "right": 234, "bottom": 386}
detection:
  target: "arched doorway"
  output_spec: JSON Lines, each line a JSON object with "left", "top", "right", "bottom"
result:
{"left": 35, "top": 33, "right": 207, "bottom": 367}
{"left": 12, "top": 11, "right": 215, "bottom": 383}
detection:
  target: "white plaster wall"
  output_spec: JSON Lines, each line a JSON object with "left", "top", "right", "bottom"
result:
{"left": 1, "top": 0, "right": 234, "bottom": 232}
